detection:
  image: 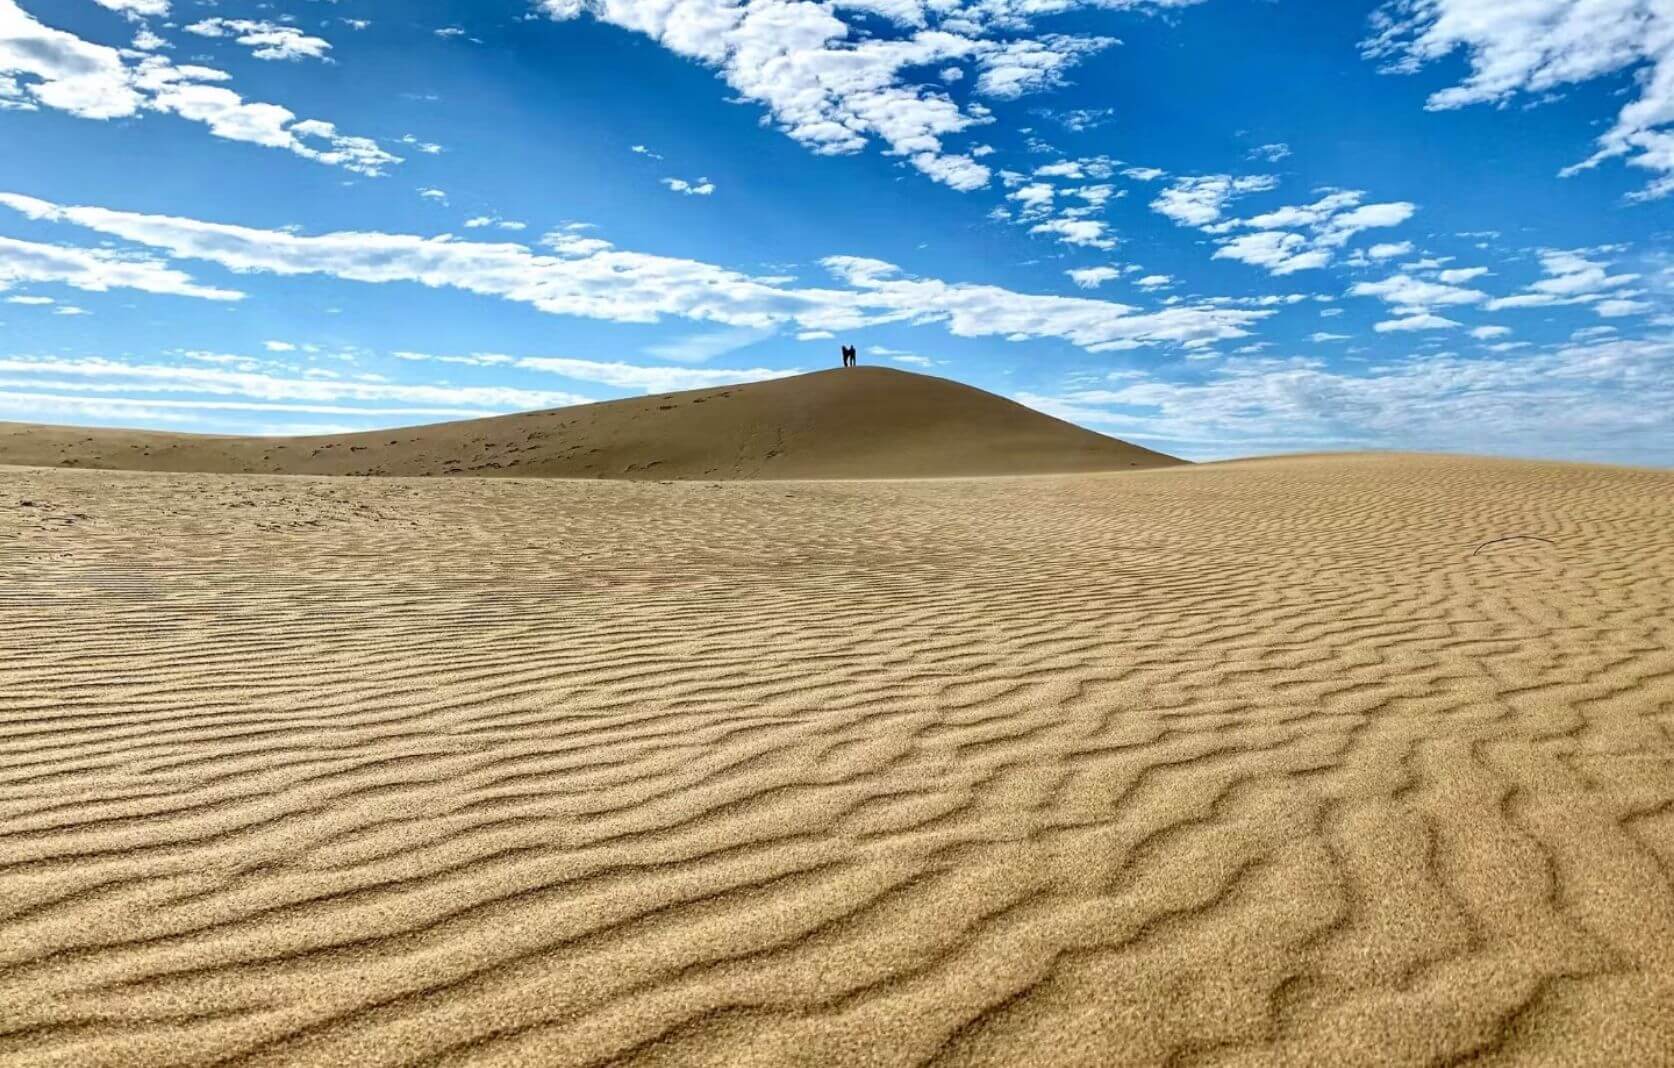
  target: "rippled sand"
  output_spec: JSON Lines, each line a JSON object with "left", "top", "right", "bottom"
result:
{"left": 3, "top": 454, "right": 1673, "bottom": 1066}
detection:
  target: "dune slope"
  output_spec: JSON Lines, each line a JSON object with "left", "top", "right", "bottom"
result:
{"left": 2, "top": 453, "right": 1673, "bottom": 1065}
{"left": 0, "top": 367, "right": 1179, "bottom": 479}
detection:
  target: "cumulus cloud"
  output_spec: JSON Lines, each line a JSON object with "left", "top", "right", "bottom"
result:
{"left": 88, "top": 0, "right": 169, "bottom": 15}
{"left": 534, "top": 0, "right": 1189, "bottom": 190}
{"left": 1204, "top": 189, "right": 1417, "bottom": 275}
{"left": 1485, "top": 248, "right": 1646, "bottom": 317}
{"left": 662, "top": 176, "right": 717, "bottom": 196}
{"left": 1374, "top": 311, "right": 1460, "bottom": 332}
{"left": 184, "top": 19, "right": 332, "bottom": 62}
{"left": 1213, "top": 231, "right": 1331, "bottom": 276}
{"left": 1151, "top": 174, "right": 1278, "bottom": 227}
{"left": 1002, "top": 163, "right": 1121, "bottom": 248}
{"left": 2, "top": 191, "right": 1272, "bottom": 354}
{"left": 1349, "top": 270, "right": 1493, "bottom": 334}
{"left": 1066, "top": 265, "right": 1119, "bottom": 289}
{"left": 1364, "top": 0, "right": 1674, "bottom": 200}
{"left": 0, "top": 1, "right": 395, "bottom": 173}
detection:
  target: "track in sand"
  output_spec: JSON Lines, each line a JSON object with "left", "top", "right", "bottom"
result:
{"left": 0, "top": 367, "right": 1179, "bottom": 481}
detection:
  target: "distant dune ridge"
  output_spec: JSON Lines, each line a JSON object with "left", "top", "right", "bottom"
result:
{"left": 0, "top": 367, "right": 1180, "bottom": 479}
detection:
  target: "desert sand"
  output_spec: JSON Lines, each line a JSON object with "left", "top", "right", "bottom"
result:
{"left": 0, "top": 368, "right": 1179, "bottom": 480}
{"left": 2, "top": 380, "right": 1673, "bottom": 1066}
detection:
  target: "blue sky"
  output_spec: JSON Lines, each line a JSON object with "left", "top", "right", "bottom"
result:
{"left": 2, "top": 0, "right": 1672, "bottom": 464}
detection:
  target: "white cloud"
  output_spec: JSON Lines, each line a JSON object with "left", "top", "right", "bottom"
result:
{"left": 0, "top": 1, "right": 395, "bottom": 174}
{"left": 1438, "top": 267, "right": 1489, "bottom": 283}
{"left": 1364, "top": 0, "right": 1674, "bottom": 200}
{"left": 1201, "top": 189, "right": 1418, "bottom": 277}
{"left": 511, "top": 355, "right": 797, "bottom": 392}
{"left": 397, "top": 349, "right": 796, "bottom": 391}
{"left": 642, "top": 325, "right": 774, "bottom": 362}
{"left": 1485, "top": 248, "right": 1644, "bottom": 316}
{"left": 0, "top": 355, "right": 592, "bottom": 413}
{"left": 0, "top": 234, "right": 243, "bottom": 300}
{"left": 1313, "top": 201, "right": 1416, "bottom": 247}
{"left": 1151, "top": 174, "right": 1278, "bottom": 227}
{"left": 822, "top": 255, "right": 1270, "bottom": 351}
{"left": 1352, "top": 272, "right": 1488, "bottom": 310}
{"left": 534, "top": 0, "right": 1188, "bottom": 190}
{"left": 1374, "top": 312, "right": 1460, "bottom": 332}
{"left": 1066, "top": 266, "right": 1118, "bottom": 289}
{"left": 1471, "top": 325, "right": 1511, "bottom": 340}
{"left": 662, "top": 176, "right": 716, "bottom": 196}
{"left": 1019, "top": 336, "right": 1674, "bottom": 463}
{"left": 1367, "top": 241, "right": 1412, "bottom": 259}
{"left": 2, "top": 191, "right": 1272, "bottom": 354}
{"left": 131, "top": 27, "right": 167, "bottom": 51}
{"left": 1213, "top": 231, "right": 1332, "bottom": 276}
{"left": 1006, "top": 166, "right": 1122, "bottom": 249}
{"left": 88, "top": 0, "right": 169, "bottom": 15}
{"left": 1029, "top": 216, "right": 1114, "bottom": 249}
{"left": 1596, "top": 297, "right": 1653, "bottom": 318}
{"left": 184, "top": 19, "right": 332, "bottom": 62}
{"left": 1247, "top": 142, "right": 1291, "bottom": 163}
{"left": 1134, "top": 274, "right": 1173, "bottom": 289}
{"left": 1053, "top": 107, "right": 1110, "bottom": 131}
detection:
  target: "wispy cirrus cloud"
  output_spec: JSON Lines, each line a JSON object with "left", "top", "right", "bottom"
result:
{"left": 0, "top": 235, "right": 244, "bottom": 300}
{"left": 0, "top": 191, "right": 1273, "bottom": 355}
{"left": 1020, "top": 335, "right": 1674, "bottom": 464}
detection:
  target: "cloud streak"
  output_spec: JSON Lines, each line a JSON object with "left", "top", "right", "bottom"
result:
{"left": 1, "top": 191, "right": 1272, "bottom": 354}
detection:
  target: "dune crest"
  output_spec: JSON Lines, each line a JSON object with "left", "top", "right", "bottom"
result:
{"left": 0, "top": 368, "right": 1179, "bottom": 480}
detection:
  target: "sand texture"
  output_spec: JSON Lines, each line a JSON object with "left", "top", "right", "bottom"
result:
{"left": 0, "top": 368, "right": 1179, "bottom": 480}
{"left": 3, "top": 453, "right": 1674, "bottom": 1066}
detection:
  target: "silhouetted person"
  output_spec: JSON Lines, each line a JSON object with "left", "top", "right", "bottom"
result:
{"left": 840, "top": 344, "right": 857, "bottom": 368}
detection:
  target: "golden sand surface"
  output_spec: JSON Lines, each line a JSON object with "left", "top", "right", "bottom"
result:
{"left": 3, "top": 453, "right": 1673, "bottom": 1066}
{"left": 0, "top": 369, "right": 1178, "bottom": 481}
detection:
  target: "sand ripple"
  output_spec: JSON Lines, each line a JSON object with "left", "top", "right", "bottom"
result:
{"left": 2, "top": 454, "right": 1672, "bottom": 1065}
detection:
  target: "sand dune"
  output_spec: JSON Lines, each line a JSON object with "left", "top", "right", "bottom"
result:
{"left": 3, "top": 452, "right": 1673, "bottom": 1065}
{"left": 0, "top": 368, "right": 1178, "bottom": 480}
